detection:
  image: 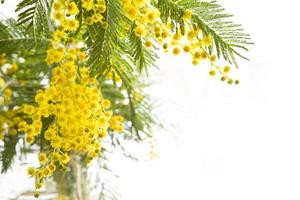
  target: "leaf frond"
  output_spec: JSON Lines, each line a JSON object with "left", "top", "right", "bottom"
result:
{"left": 157, "top": 0, "right": 253, "bottom": 67}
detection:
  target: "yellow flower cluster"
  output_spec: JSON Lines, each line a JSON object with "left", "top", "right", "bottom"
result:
{"left": 105, "top": 71, "right": 122, "bottom": 84}
{"left": 109, "top": 115, "right": 124, "bottom": 133}
{"left": 162, "top": 23, "right": 239, "bottom": 84}
{"left": 0, "top": 53, "right": 6, "bottom": 66}
{"left": 122, "top": 0, "right": 160, "bottom": 37}
{"left": 0, "top": 57, "right": 19, "bottom": 105}
{"left": 52, "top": 0, "right": 106, "bottom": 34}
{"left": 82, "top": 0, "right": 107, "bottom": 26}
{"left": 1, "top": 88, "right": 12, "bottom": 105}
{"left": 6, "top": 63, "right": 19, "bottom": 74}
{"left": 0, "top": 110, "right": 22, "bottom": 141}
{"left": 121, "top": 2, "right": 239, "bottom": 84}
{"left": 0, "top": 56, "right": 23, "bottom": 140}
{"left": 23, "top": 1, "right": 123, "bottom": 196}
{"left": 52, "top": 0, "right": 80, "bottom": 39}
{"left": 23, "top": 43, "right": 115, "bottom": 194}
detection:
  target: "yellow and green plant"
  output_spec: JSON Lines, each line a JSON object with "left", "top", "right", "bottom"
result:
{"left": 0, "top": 0, "right": 252, "bottom": 199}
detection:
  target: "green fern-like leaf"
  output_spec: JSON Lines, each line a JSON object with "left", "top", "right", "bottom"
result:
{"left": 0, "top": 19, "right": 49, "bottom": 54}
{"left": 129, "top": 24, "right": 158, "bottom": 74}
{"left": 156, "top": 0, "right": 253, "bottom": 67}
{"left": 0, "top": 19, "right": 49, "bottom": 109}
{"left": 15, "top": 0, "right": 51, "bottom": 38}
{"left": 85, "top": 0, "right": 139, "bottom": 89}
{"left": 86, "top": 0, "right": 124, "bottom": 71}
{"left": 0, "top": 134, "right": 20, "bottom": 173}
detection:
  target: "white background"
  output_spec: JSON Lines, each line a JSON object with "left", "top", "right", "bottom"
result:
{"left": 1, "top": 0, "right": 300, "bottom": 200}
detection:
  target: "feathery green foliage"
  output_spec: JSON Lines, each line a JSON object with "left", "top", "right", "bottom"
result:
{"left": 15, "top": 0, "right": 51, "bottom": 38}
{"left": 0, "top": 134, "right": 20, "bottom": 173}
{"left": 86, "top": 0, "right": 126, "bottom": 73}
{"left": 129, "top": 24, "right": 158, "bottom": 74}
{"left": 0, "top": 19, "right": 48, "bottom": 54}
{"left": 157, "top": 0, "right": 252, "bottom": 66}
